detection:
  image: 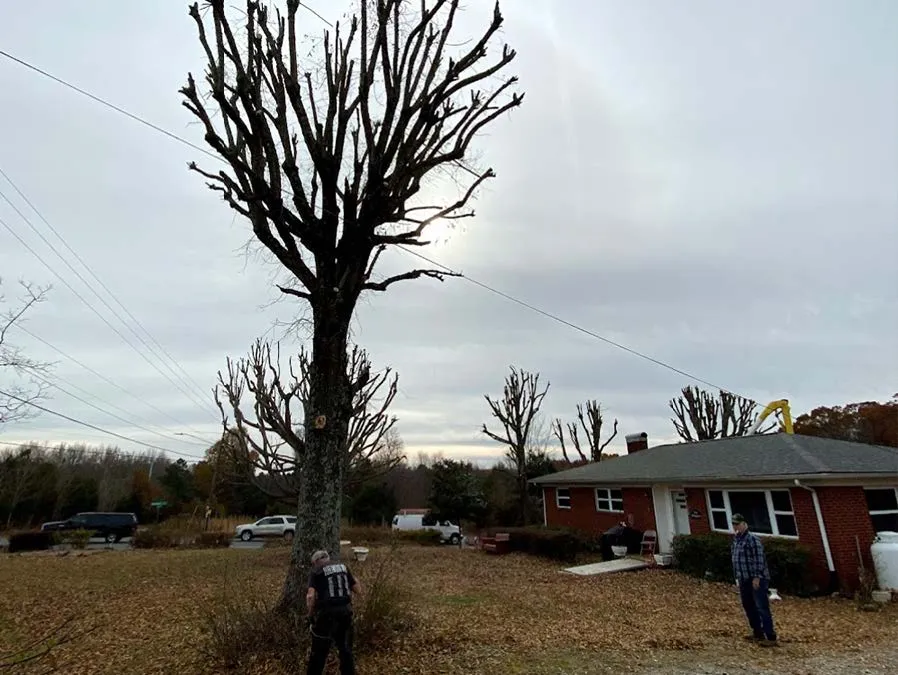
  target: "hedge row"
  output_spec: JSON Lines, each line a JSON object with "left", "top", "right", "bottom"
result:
{"left": 487, "top": 526, "right": 601, "bottom": 563}
{"left": 6, "top": 529, "right": 95, "bottom": 553}
{"left": 672, "top": 533, "right": 814, "bottom": 595}
{"left": 132, "top": 528, "right": 232, "bottom": 549}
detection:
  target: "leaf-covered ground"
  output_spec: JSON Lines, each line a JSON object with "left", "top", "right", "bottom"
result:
{"left": 1, "top": 546, "right": 895, "bottom": 674}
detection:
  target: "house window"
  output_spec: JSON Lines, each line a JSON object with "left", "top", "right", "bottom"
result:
{"left": 594, "top": 488, "right": 624, "bottom": 512}
{"left": 706, "top": 489, "right": 798, "bottom": 538}
{"left": 865, "top": 488, "right": 898, "bottom": 533}
{"left": 556, "top": 488, "right": 571, "bottom": 509}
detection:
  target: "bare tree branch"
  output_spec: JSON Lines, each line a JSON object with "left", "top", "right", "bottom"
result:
{"left": 482, "top": 366, "right": 548, "bottom": 524}
{"left": 0, "top": 279, "right": 53, "bottom": 426}
{"left": 214, "top": 340, "right": 402, "bottom": 503}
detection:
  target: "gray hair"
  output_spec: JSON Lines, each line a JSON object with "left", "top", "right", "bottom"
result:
{"left": 310, "top": 550, "right": 330, "bottom": 564}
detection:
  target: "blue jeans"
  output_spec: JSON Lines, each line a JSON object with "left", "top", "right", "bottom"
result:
{"left": 738, "top": 578, "right": 777, "bottom": 640}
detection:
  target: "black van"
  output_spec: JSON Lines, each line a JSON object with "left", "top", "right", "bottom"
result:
{"left": 41, "top": 512, "right": 138, "bottom": 543}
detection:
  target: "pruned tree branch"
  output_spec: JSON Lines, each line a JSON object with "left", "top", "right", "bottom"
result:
{"left": 553, "top": 400, "right": 618, "bottom": 464}
{"left": 482, "top": 366, "right": 549, "bottom": 524}
{"left": 669, "top": 386, "right": 774, "bottom": 442}
{"left": 181, "top": 0, "right": 523, "bottom": 307}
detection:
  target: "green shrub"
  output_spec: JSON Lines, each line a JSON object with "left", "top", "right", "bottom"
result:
{"left": 395, "top": 529, "right": 443, "bottom": 546}
{"left": 488, "top": 526, "right": 601, "bottom": 563}
{"left": 57, "top": 529, "right": 92, "bottom": 550}
{"left": 672, "top": 533, "right": 813, "bottom": 595}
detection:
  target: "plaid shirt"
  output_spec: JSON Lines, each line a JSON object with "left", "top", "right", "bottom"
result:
{"left": 731, "top": 530, "right": 769, "bottom": 582}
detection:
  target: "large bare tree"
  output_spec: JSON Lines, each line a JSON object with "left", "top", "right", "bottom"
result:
{"left": 669, "top": 386, "right": 773, "bottom": 442}
{"left": 482, "top": 367, "right": 548, "bottom": 524}
{"left": 215, "top": 340, "right": 401, "bottom": 503}
{"left": 181, "top": 0, "right": 521, "bottom": 609}
{"left": 551, "top": 399, "right": 618, "bottom": 464}
{"left": 1, "top": 279, "right": 52, "bottom": 426}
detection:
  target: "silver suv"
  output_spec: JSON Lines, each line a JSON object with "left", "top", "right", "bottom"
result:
{"left": 235, "top": 515, "right": 296, "bottom": 541}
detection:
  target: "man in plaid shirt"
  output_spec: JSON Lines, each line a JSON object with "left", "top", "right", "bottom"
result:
{"left": 731, "top": 513, "right": 778, "bottom": 646}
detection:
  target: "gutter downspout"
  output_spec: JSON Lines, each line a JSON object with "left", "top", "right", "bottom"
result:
{"left": 542, "top": 488, "right": 548, "bottom": 527}
{"left": 794, "top": 479, "right": 837, "bottom": 592}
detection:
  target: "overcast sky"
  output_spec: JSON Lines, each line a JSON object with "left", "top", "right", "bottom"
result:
{"left": 0, "top": 0, "right": 896, "bottom": 467}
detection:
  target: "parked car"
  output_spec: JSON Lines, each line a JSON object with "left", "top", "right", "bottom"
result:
{"left": 391, "top": 512, "right": 462, "bottom": 544}
{"left": 40, "top": 512, "right": 138, "bottom": 543}
{"left": 234, "top": 515, "right": 296, "bottom": 542}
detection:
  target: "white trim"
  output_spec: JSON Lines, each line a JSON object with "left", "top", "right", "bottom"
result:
{"left": 555, "top": 487, "right": 571, "bottom": 510}
{"left": 594, "top": 487, "right": 624, "bottom": 513}
{"left": 705, "top": 488, "right": 799, "bottom": 539}
{"left": 542, "top": 488, "right": 548, "bottom": 526}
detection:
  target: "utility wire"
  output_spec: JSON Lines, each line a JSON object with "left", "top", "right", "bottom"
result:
{"left": 0, "top": 207, "right": 216, "bottom": 422}
{"left": 0, "top": 389, "right": 207, "bottom": 461}
{"left": 0, "top": 47, "right": 759, "bottom": 405}
{"left": 27, "top": 369, "right": 211, "bottom": 449}
{"left": 13, "top": 324, "right": 218, "bottom": 443}
{"left": 0, "top": 165, "right": 216, "bottom": 408}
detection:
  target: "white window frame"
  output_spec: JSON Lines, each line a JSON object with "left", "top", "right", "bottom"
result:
{"left": 555, "top": 488, "right": 571, "bottom": 510}
{"left": 704, "top": 488, "right": 798, "bottom": 539}
{"left": 865, "top": 487, "right": 898, "bottom": 532}
{"left": 594, "top": 487, "right": 624, "bottom": 513}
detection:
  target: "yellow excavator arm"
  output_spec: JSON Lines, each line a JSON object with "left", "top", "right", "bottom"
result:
{"left": 749, "top": 399, "right": 794, "bottom": 435}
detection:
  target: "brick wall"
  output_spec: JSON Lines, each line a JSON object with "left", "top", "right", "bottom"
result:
{"left": 816, "top": 486, "right": 877, "bottom": 592}
{"left": 685, "top": 488, "right": 710, "bottom": 534}
{"left": 543, "top": 486, "right": 658, "bottom": 537}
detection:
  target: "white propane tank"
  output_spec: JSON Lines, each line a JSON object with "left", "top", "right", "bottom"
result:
{"left": 871, "top": 531, "right": 898, "bottom": 591}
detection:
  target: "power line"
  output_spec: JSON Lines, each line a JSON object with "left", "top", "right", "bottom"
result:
{"left": 0, "top": 206, "right": 217, "bottom": 422}
{"left": 13, "top": 324, "right": 219, "bottom": 443}
{"left": 27, "top": 369, "right": 211, "bottom": 449}
{"left": 0, "top": 389, "right": 207, "bottom": 461}
{"left": 0, "top": 47, "right": 759, "bottom": 405}
{"left": 0, "top": 165, "right": 216, "bottom": 408}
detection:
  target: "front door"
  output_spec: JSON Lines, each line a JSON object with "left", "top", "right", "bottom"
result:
{"left": 671, "top": 490, "right": 691, "bottom": 536}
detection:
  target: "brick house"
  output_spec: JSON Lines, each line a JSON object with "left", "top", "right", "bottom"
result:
{"left": 531, "top": 432, "right": 898, "bottom": 592}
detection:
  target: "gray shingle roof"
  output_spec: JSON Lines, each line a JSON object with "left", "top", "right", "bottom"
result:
{"left": 530, "top": 433, "right": 898, "bottom": 485}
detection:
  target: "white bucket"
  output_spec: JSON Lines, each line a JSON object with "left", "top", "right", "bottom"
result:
{"left": 611, "top": 545, "right": 627, "bottom": 558}
{"left": 352, "top": 546, "right": 369, "bottom": 562}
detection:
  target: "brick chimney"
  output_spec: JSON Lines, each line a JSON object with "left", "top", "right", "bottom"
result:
{"left": 625, "top": 432, "right": 648, "bottom": 454}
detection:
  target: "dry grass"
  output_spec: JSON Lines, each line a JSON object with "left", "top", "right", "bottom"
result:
{"left": 152, "top": 515, "right": 250, "bottom": 534}
{"left": 1, "top": 546, "right": 896, "bottom": 674}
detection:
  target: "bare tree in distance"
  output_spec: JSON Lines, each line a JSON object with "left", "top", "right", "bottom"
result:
{"left": 552, "top": 400, "right": 618, "bottom": 464}
{"left": 669, "top": 386, "right": 774, "bottom": 442}
{"left": 0, "top": 279, "right": 52, "bottom": 426}
{"left": 482, "top": 367, "right": 548, "bottom": 524}
{"left": 215, "top": 340, "right": 401, "bottom": 504}
{"left": 181, "top": 0, "right": 521, "bottom": 610}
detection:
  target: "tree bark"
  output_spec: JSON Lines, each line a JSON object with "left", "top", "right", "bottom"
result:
{"left": 278, "top": 302, "right": 351, "bottom": 612}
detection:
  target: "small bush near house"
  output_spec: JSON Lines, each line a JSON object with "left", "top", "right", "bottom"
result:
{"left": 672, "top": 533, "right": 813, "bottom": 595}
{"left": 486, "top": 526, "right": 601, "bottom": 563}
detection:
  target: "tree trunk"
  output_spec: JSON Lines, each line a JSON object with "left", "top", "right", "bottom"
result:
{"left": 278, "top": 303, "right": 352, "bottom": 613}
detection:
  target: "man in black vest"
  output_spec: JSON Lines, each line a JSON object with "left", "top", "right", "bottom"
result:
{"left": 306, "top": 549, "right": 361, "bottom": 675}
